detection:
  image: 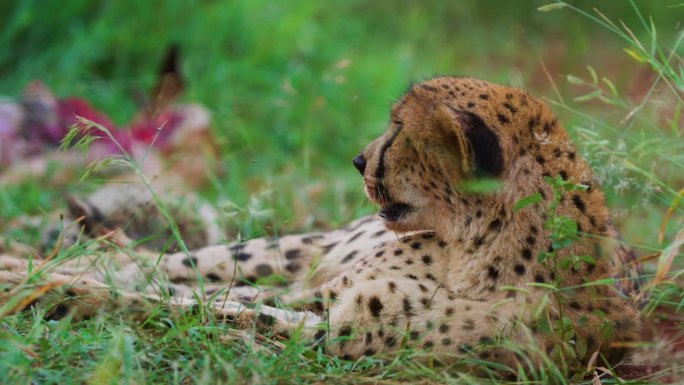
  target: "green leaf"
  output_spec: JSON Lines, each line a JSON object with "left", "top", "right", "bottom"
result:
{"left": 559, "top": 257, "right": 572, "bottom": 270}
{"left": 579, "top": 255, "right": 596, "bottom": 265}
{"left": 527, "top": 282, "right": 557, "bottom": 291}
{"left": 624, "top": 48, "right": 648, "bottom": 63}
{"left": 601, "top": 77, "right": 618, "bottom": 96}
{"left": 460, "top": 178, "right": 501, "bottom": 193}
{"left": 513, "top": 192, "right": 543, "bottom": 212}
{"left": 573, "top": 89, "right": 602, "bottom": 102}
{"left": 537, "top": 251, "right": 549, "bottom": 264}
{"left": 587, "top": 65, "right": 598, "bottom": 84}
{"left": 585, "top": 278, "right": 616, "bottom": 287}
{"left": 566, "top": 74, "right": 585, "bottom": 85}
{"left": 577, "top": 315, "right": 588, "bottom": 327}
{"left": 537, "top": 3, "right": 568, "bottom": 12}
{"left": 535, "top": 316, "right": 552, "bottom": 335}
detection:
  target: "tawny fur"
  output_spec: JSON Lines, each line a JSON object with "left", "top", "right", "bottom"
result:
{"left": 0, "top": 77, "right": 642, "bottom": 370}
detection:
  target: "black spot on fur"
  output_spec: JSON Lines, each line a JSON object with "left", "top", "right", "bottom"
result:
{"left": 488, "top": 219, "right": 502, "bottom": 232}
{"left": 543, "top": 120, "right": 556, "bottom": 133}
{"left": 372, "top": 230, "right": 386, "bottom": 238}
{"left": 347, "top": 231, "right": 364, "bottom": 243}
{"left": 439, "top": 324, "right": 450, "bottom": 333}
{"left": 487, "top": 266, "right": 499, "bottom": 280}
{"left": 258, "top": 313, "right": 276, "bottom": 326}
{"left": 255, "top": 264, "right": 273, "bottom": 277}
{"left": 206, "top": 273, "right": 221, "bottom": 282}
{"left": 301, "top": 234, "right": 324, "bottom": 244}
{"left": 341, "top": 250, "right": 358, "bottom": 263}
{"left": 368, "top": 296, "right": 384, "bottom": 317}
{"left": 402, "top": 297, "right": 414, "bottom": 316}
{"left": 528, "top": 115, "right": 539, "bottom": 130}
{"left": 572, "top": 195, "right": 586, "bottom": 212}
{"left": 182, "top": 257, "right": 198, "bottom": 267}
{"left": 496, "top": 113, "right": 510, "bottom": 124}
{"left": 385, "top": 336, "right": 397, "bottom": 347}
{"left": 421, "top": 255, "right": 433, "bottom": 265}
{"left": 285, "top": 263, "right": 301, "bottom": 273}
{"left": 534, "top": 274, "right": 545, "bottom": 283}
{"left": 514, "top": 264, "right": 526, "bottom": 275}
{"left": 339, "top": 325, "right": 352, "bottom": 337}
{"left": 322, "top": 243, "right": 338, "bottom": 254}
{"left": 285, "top": 249, "right": 302, "bottom": 260}
{"left": 47, "top": 303, "right": 70, "bottom": 320}
{"left": 394, "top": 249, "right": 404, "bottom": 256}
{"left": 503, "top": 102, "right": 517, "bottom": 114}
{"left": 410, "top": 242, "right": 422, "bottom": 250}
{"left": 522, "top": 248, "right": 532, "bottom": 260}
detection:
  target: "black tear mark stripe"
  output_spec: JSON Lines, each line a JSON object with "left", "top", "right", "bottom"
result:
{"left": 375, "top": 125, "right": 404, "bottom": 179}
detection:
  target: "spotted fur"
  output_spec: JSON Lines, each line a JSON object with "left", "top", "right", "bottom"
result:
{"left": 1, "top": 77, "right": 642, "bottom": 370}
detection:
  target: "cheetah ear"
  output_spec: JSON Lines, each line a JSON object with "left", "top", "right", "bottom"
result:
{"left": 458, "top": 110, "right": 504, "bottom": 177}
{"left": 436, "top": 105, "right": 504, "bottom": 177}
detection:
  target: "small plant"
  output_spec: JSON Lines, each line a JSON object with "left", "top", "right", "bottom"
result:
{"left": 515, "top": 175, "right": 615, "bottom": 379}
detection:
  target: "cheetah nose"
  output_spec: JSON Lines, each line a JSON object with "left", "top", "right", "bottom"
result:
{"left": 353, "top": 154, "right": 366, "bottom": 175}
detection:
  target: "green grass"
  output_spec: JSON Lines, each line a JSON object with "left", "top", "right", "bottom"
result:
{"left": 1, "top": 1, "right": 684, "bottom": 384}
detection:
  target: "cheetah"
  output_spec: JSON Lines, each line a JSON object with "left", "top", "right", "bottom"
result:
{"left": 0, "top": 76, "right": 642, "bottom": 371}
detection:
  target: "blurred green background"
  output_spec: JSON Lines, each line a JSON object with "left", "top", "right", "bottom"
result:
{"left": 1, "top": 0, "right": 682, "bottom": 244}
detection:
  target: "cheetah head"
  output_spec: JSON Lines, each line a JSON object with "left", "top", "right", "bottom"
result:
{"left": 354, "top": 76, "right": 560, "bottom": 232}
